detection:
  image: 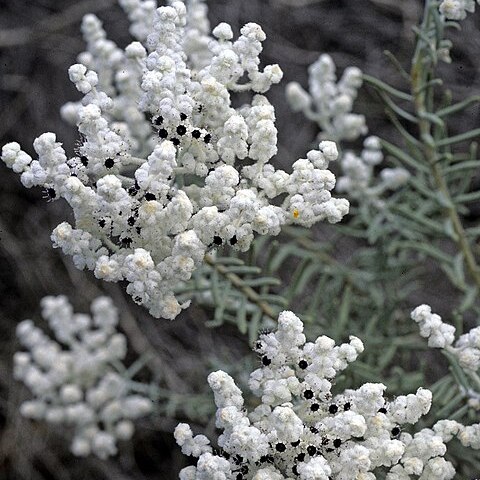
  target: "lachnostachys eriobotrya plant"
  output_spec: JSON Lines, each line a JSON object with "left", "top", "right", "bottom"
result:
{"left": 0, "top": 0, "right": 348, "bottom": 320}
{"left": 175, "top": 311, "right": 480, "bottom": 480}
{"left": 285, "top": 53, "right": 410, "bottom": 210}
{"left": 14, "top": 295, "right": 153, "bottom": 459}
{"left": 412, "top": 305, "right": 480, "bottom": 413}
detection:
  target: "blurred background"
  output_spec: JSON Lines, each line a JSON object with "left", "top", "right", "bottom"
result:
{"left": 1, "top": 0, "right": 480, "bottom": 478}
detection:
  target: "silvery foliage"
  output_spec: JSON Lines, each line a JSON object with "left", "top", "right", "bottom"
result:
{"left": 286, "top": 54, "right": 410, "bottom": 208}
{"left": 0, "top": 0, "right": 349, "bottom": 320}
{"left": 175, "top": 311, "right": 478, "bottom": 479}
{"left": 14, "top": 296, "right": 153, "bottom": 459}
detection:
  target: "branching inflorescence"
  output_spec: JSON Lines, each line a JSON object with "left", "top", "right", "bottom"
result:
{"left": 4, "top": 0, "right": 480, "bottom": 477}
{"left": 175, "top": 311, "right": 479, "bottom": 479}
{"left": 14, "top": 296, "right": 153, "bottom": 459}
{"left": 286, "top": 53, "right": 410, "bottom": 209}
{"left": 412, "top": 305, "right": 480, "bottom": 405}
{"left": 1, "top": 0, "right": 348, "bottom": 320}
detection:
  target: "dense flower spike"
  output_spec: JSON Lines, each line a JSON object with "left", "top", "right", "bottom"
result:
{"left": 14, "top": 296, "right": 153, "bottom": 459}
{"left": 285, "top": 55, "right": 409, "bottom": 207}
{"left": 286, "top": 54, "right": 366, "bottom": 143}
{"left": 335, "top": 136, "right": 410, "bottom": 207}
{"left": 412, "top": 304, "right": 480, "bottom": 371}
{"left": 1, "top": 0, "right": 348, "bottom": 319}
{"left": 174, "top": 310, "right": 472, "bottom": 479}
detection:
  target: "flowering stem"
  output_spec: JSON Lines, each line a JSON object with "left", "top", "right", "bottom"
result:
{"left": 102, "top": 235, "right": 119, "bottom": 253}
{"left": 467, "top": 371, "right": 480, "bottom": 393}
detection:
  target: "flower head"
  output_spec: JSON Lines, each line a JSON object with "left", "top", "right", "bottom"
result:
{"left": 1, "top": 0, "right": 348, "bottom": 319}
{"left": 14, "top": 296, "right": 153, "bottom": 459}
{"left": 175, "top": 311, "right": 460, "bottom": 479}
{"left": 439, "top": 0, "right": 478, "bottom": 20}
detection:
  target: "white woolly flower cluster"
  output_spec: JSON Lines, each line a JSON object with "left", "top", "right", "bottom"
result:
{"left": 174, "top": 310, "right": 463, "bottom": 479}
{"left": 286, "top": 55, "right": 409, "bottom": 208}
{"left": 439, "top": 0, "right": 479, "bottom": 20}
{"left": 14, "top": 296, "right": 153, "bottom": 459}
{"left": 1, "top": 0, "right": 348, "bottom": 320}
{"left": 336, "top": 136, "right": 410, "bottom": 207}
{"left": 286, "top": 53, "right": 367, "bottom": 143}
{"left": 412, "top": 304, "right": 480, "bottom": 371}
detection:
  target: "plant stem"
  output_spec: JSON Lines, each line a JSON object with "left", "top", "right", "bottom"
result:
{"left": 204, "top": 254, "right": 277, "bottom": 320}
{"left": 411, "top": 0, "right": 480, "bottom": 291}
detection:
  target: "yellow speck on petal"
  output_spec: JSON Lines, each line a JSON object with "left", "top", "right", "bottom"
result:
{"left": 142, "top": 201, "right": 158, "bottom": 215}
{"left": 98, "top": 264, "right": 112, "bottom": 276}
{"left": 293, "top": 208, "right": 299, "bottom": 219}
